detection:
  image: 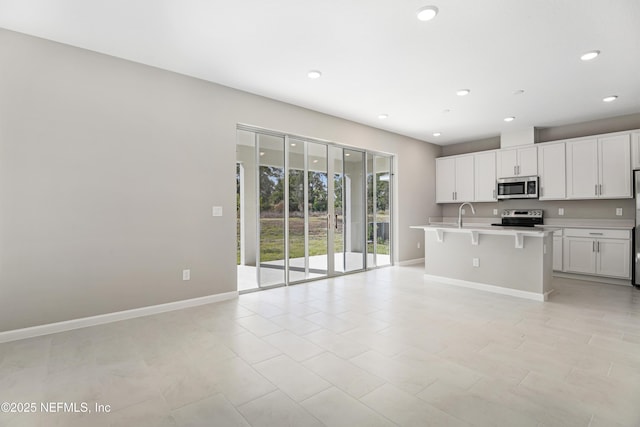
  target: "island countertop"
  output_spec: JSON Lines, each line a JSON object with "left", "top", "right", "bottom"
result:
{"left": 411, "top": 223, "right": 558, "bottom": 236}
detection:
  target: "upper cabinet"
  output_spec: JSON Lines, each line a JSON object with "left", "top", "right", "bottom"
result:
{"left": 436, "top": 155, "right": 474, "bottom": 203}
{"left": 474, "top": 151, "right": 497, "bottom": 202}
{"left": 566, "top": 134, "right": 631, "bottom": 199}
{"left": 496, "top": 146, "right": 537, "bottom": 178}
{"left": 632, "top": 132, "right": 640, "bottom": 170}
{"left": 538, "top": 142, "right": 566, "bottom": 200}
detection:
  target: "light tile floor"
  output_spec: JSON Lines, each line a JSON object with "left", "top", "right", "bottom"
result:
{"left": 2, "top": 265, "right": 640, "bottom": 426}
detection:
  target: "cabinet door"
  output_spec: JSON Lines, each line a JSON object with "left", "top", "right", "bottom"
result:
{"left": 632, "top": 132, "right": 640, "bottom": 170}
{"left": 596, "top": 239, "right": 630, "bottom": 278}
{"left": 517, "top": 146, "right": 538, "bottom": 176}
{"left": 436, "top": 157, "right": 456, "bottom": 203}
{"left": 474, "top": 151, "right": 496, "bottom": 201}
{"left": 553, "top": 236, "right": 563, "bottom": 271}
{"left": 563, "top": 237, "right": 596, "bottom": 274}
{"left": 455, "top": 155, "right": 475, "bottom": 202}
{"left": 599, "top": 134, "right": 631, "bottom": 198}
{"left": 538, "top": 142, "right": 566, "bottom": 200}
{"left": 566, "top": 138, "right": 598, "bottom": 199}
{"left": 497, "top": 149, "right": 518, "bottom": 178}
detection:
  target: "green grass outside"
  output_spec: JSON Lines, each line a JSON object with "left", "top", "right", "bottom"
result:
{"left": 237, "top": 214, "right": 389, "bottom": 263}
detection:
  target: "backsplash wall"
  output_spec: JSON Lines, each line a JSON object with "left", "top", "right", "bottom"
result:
{"left": 441, "top": 198, "right": 635, "bottom": 220}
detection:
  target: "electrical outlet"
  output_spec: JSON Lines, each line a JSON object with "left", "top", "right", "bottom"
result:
{"left": 616, "top": 208, "right": 623, "bottom": 216}
{"left": 472, "top": 258, "right": 479, "bottom": 267}
{"left": 461, "top": 208, "right": 466, "bottom": 215}
{"left": 182, "top": 269, "right": 191, "bottom": 281}
{"left": 212, "top": 206, "right": 223, "bottom": 217}
{"left": 417, "top": 242, "right": 421, "bottom": 249}
{"left": 493, "top": 209, "right": 498, "bottom": 216}
{"left": 558, "top": 208, "right": 565, "bottom": 216}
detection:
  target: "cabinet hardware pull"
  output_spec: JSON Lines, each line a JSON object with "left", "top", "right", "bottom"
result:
{"left": 597, "top": 241, "right": 600, "bottom": 252}
{"left": 589, "top": 232, "right": 603, "bottom": 235}
{"left": 592, "top": 241, "right": 596, "bottom": 252}
{"left": 514, "top": 165, "right": 516, "bottom": 175}
{"left": 595, "top": 184, "right": 598, "bottom": 196}
{"left": 599, "top": 184, "right": 603, "bottom": 195}
{"left": 493, "top": 189, "right": 496, "bottom": 199}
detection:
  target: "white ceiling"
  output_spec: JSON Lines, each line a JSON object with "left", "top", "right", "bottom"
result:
{"left": 1, "top": 0, "right": 639, "bottom": 145}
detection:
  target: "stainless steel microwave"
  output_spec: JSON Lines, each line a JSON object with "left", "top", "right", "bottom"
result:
{"left": 497, "top": 176, "right": 539, "bottom": 200}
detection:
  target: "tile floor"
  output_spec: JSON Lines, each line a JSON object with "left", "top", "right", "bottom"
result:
{"left": 1, "top": 265, "right": 640, "bottom": 426}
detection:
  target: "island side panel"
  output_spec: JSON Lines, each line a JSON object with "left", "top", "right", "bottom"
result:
{"left": 424, "top": 231, "right": 544, "bottom": 294}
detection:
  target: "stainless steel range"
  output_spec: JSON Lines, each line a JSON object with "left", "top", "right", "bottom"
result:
{"left": 492, "top": 209, "right": 543, "bottom": 227}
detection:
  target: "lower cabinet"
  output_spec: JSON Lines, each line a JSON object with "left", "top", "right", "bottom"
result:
{"left": 562, "top": 228, "right": 631, "bottom": 279}
{"left": 552, "top": 235, "right": 563, "bottom": 271}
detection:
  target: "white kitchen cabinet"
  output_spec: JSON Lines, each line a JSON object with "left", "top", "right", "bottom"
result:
{"left": 599, "top": 134, "right": 631, "bottom": 198}
{"left": 566, "top": 134, "right": 631, "bottom": 199}
{"left": 538, "top": 142, "right": 566, "bottom": 200}
{"left": 597, "top": 239, "right": 631, "bottom": 278}
{"left": 632, "top": 132, "right": 640, "bottom": 169}
{"left": 474, "top": 151, "right": 497, "bottom": 202}
{"left": 497, "top": 146, "right": 537, "bottom": 178}
{"left": 436, "top": 155, "right": 474, "bottom": 203}
{"left": 552, "top": 229, "right": 563, "bottom": 271}
{"left": 563, "top": 228, "right": 631, "bottom": 279}
{"left": 563, "top": 237, "right": 597, "bottom": 275}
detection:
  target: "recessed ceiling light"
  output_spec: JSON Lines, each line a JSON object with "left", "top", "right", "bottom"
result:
{"left": 456, "top": 89, "right": 470, "bottom": 96}
{"left": 433, "top": 132, "right": 441, "bottom": 137}
{"left": 259, "top": 151, "right": 265, "bottom": 156}
{"left": 313, "top": 159, "right": 318, "bottom": 163}
{"left": 307, "top": 70, "right": 322, "bottom": 79}
{"left": 378, "top": 114, "right": 389, "bottom": 120}
{"left": 290, "top": 143, "right": 296, "bottom": 147}
{"left": 580, "top": 50, "right": 600, "bottom": 61}
{"left": 504, "top": 117, "right": 515, "bottom": 122}
{"left": 603, "top": 95, "right": 618, "bottom": 102}
{"left": 345, "top": 153, "right": 351, "bottom": 157}
{"left": 416, "top": 6, "right": 439, "bottom": 21}
{"left": 443, "top": 108, "right": 451, "bottom": 113}
{"left": 513, "top": 89, "right": 525, "bottom": 95}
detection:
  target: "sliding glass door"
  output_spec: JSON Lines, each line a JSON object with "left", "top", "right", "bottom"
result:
{"left": 236, "top": 127, "right": 392, "bottom": 291}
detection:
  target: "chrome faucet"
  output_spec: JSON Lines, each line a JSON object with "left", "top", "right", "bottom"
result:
{"left": 458, "top": 202, "right": 476, "bottom": 228}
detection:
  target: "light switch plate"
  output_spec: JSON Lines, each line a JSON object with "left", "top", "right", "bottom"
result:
{"left": 493, "top": 209, "right": 498, "bottom": 216}
{"left": 212, "top": 206, "right": 223, "bottom": 217}
{"left": 558, "top": 208, "right": 565, "bottom": 216}
{"left": 472, "top": 258, "right": 479, "bottom": 267}
{"left": 616, "top": 208, "right": 623, "bottom": 216}
{"left": 182, "top": 269, "right": 190, "bottom": 281}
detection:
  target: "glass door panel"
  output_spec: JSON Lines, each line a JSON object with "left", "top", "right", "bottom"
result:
{"left": 366, "top": 153, "right": 375, "bottom": 268}
{"left": 306, "top": 142, "right": 328, "bottom": 279}
{"left": 258, "top": 134, "right": 286, "bottom": 287}
{"left": 344, "top": 149, "right": 365, "bottom": 272}
{"left": 236, "top": 130, "right": 259, "bottom": 291}
{"left": 287, "top": 139, "right": 306, "bottom": 282}
{"left": 330, "top": 146, "right": 345, "bottom": 273}
{"left": 375, "top": 155, "right": 392, "bottom": 266}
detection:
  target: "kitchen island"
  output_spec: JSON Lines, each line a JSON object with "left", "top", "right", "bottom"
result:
{"left": 411, "top": 224, "right": 556, "bottom": 301}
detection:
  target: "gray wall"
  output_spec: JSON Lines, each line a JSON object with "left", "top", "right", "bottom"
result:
{"left": 0, "top": 29, "right": 441, "bottom": 332}
{"left": 440, "top": 136, "right": 500, "bottom": 157}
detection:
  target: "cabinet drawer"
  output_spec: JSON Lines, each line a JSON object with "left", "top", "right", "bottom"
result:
{"left": 563, "top": 228, "right": 630, "bottom": 239}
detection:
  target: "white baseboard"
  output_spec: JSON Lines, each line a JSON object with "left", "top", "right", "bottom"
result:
{"left": 0, "top": 291, "right": 238, "bottom": 344}
{"left": 424, "top": 274, "right": 549, "bottom": 302}
{"left": 397, "top": 258, "right": 425, "bottom": 266}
